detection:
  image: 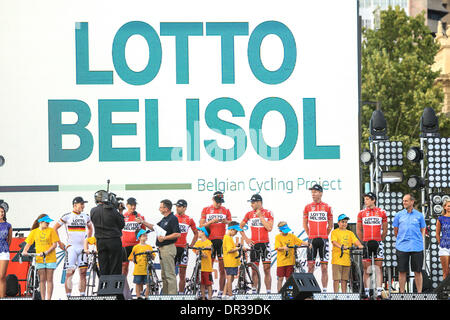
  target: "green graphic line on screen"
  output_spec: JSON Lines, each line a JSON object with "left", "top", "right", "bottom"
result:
{"left": 125, "top": 183, "right": 192, "bottom": 190}
{"left": 0, "top": 183, "right": 192, "bottom": 192}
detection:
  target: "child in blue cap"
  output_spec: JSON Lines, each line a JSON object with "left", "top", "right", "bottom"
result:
{"left": 274, "top": 221, "right": 309, "bottom": 292}
{"left": 330, "top": 214, "right": 363, "bottom": 293}
{"left": 128, "top": 229, "right": 155, "bottom": 299}
{"left": 222, "top": 221, "right": 243, "bottom": 299}
{"left": 193, "top": 226, "right": 213, "bottom": 300}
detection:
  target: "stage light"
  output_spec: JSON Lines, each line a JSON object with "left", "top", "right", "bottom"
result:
{"left": 360, "top": 149, "right": 374, "bottom": 165}
{"left": 407, "top": 175, "right": 425, "bottom": 189}
{"left": 420, "top": 107, "right": 440, "bottom": 137}
{"left": 430, "top": 193, "right": 450, "bottom": 217}
{"left": 425, "top": 137, "right": 450, "bottom": 188}
{"left": 380, "top": 171, "right": 403, "bottom": 183}
{"left": 377, "top": 141, "right": 404, "bottom": 167}
{"left": 370, "top": 110, "right": 388, "bottom": 140}
{"left": 378, "top": 191, "right": 403, "bottom": 269}
{"left": 406, "top": 147, "right": 423, "bottom": 163}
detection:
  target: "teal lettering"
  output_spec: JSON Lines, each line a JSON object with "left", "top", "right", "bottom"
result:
{"left": 75, "top": 22, "right": 113, "bottom": 84}
{"left": 98, "top": 99, "right": 140, "bottom": 161}
{"left": 48, "top": 100, "right": 94, "bottom": 162}
{"left": 112, "top": 21, "right": 162, "bottom": 85}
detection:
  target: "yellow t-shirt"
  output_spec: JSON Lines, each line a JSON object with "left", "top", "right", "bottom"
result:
{"left": 194, "top": 239, "right": 213, "bottom": 272}
{"left": 330, "top": 228, "right": 359, "bottom": 266}
{"left": 25, "top": 227, "right": 60, "bottom": 263}
{"left": 128, "top": 244, "right": 155, "bottom": 276}
{"left": 274, "top": 233, "right": 306, "bottom": 267}
{"left": 223, "top": 234, "right": 239, "bottom": 268}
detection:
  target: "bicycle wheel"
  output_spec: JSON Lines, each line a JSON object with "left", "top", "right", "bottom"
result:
{"left": 86, "top": 262, "right": 97, "bottom": 296}
{"left": 25, "top": 265, "right": 35, "bottom": 296}
{"left": 350, "top": 263, "right": 362, "bottom": 294}
{"left": 148, "top": 266, "right": 161, "bottom": 295}
{"left": 184, "top": 264, "right": 201, "bottom": 295}
{"left": 236, "top": 263, "right": 261, "bottom": 294}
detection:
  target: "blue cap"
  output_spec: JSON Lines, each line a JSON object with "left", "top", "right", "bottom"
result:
{"left": 279, "top": 224, "right": 292, "bottom": 233}
{"left": 338, "top": 214, "right": 350, "bottom": 222}
{"left": 227, "top": 224, "right": 243, "bottom": 232}
{"left": 136, "top": 229, "right": 150, "bottom": 241}
{"left": 38, "top": 215, "right": 53, "bottom": 223}
{"left": 197, "top": 226, "right": 209, "bottom": 237}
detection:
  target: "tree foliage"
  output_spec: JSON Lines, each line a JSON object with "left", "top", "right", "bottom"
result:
{"left": 361, "top": 6, "right": 450, "bottom": 196}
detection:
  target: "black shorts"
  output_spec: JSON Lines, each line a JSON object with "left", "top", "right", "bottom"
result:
{"left": 211, "top": 239, "right": 223, "bottom": 260}
{"left": 396, "top": 250, "right": 423, "bottom": 273}
{"left": 362, "top": 241, "right": 384, "bottom": 261}
{"left": 175, "top": 246, "right": 189, "bottom": 267}
{"left": 122, "top": 246, "right": 134, "bottom": 263}
{"left": 250, "top": 242, "right": 272, "bottom": 264}
{"left": 307, "top": 238, "right": 329, "bottom": 263}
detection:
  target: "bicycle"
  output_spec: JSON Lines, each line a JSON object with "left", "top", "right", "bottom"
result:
{"left": 19, "top": 252, "right": 45, "bottom": 300}
{"left": 85, "top": 250, "right": 99, "bottom": 296}
{"left": 133, "top": 249, "right": 162, "bottom": 296}
{"left": 233, "top": 246, "right": 261, "bottom": 295}
{"left": 339, "top": 245, "right": 364, "bottom": 296}
{"left": 184, "top": 246, "right": 212, "bottom": 297}
{"left": 286, "top": 245, "right": 309, "bottom": 273}
{"left": 364, "top": 240, "right": 383, "bottom": 300}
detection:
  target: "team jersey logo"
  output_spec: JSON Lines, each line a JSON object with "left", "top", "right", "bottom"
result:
{"left": 362, "top": 216, "right": 382, "bottom": 225}
{"left": 308, "top": 211, "right": 328, "bottom": 222}
{"left": 179, "top": 223, "right": 190, "bottom": 233}
{"left": 123, "top": 221, "right": 140, "bottom": 231}
{"left": 206, "top": 214, "right": 226, "bottom": 221}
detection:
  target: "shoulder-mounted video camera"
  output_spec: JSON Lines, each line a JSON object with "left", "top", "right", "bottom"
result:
{"left": 94, "top": 180, "right": 124, "bottom": 210}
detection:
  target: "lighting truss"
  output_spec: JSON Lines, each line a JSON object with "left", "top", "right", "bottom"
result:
{"left": 377, "top": 191, "right": 403, "bottom": 268}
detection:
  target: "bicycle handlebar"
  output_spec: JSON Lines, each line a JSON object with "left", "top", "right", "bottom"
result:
{"left": 187, "top": 246, "right": 212, "bottom": 251}
{"left": 134, "top": 250, "right": 159, "bottom": 257}
{"left": 339, "top": 245, "right": 363, "bottom": 258}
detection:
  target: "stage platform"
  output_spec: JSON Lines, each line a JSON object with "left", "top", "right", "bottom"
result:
{"left": 0, "top": 292, "right": 446, "bottom": 301}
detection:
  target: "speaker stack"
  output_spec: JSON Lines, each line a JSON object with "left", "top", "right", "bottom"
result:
{"left": 96, "top": 274, "right": 132, "bottom": 300}
{"left": 280, "top": 273, "right": 322, "bottom": 300}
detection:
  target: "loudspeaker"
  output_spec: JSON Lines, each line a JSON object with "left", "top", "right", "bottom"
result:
{"left": 280, "top": 273, "right": 321, "bottom": 300}
{"left": 434, "top": 275, "right": 450, "bottom": 300}
{"left": 97, "top": 275, "right": 131, "bottom": 300}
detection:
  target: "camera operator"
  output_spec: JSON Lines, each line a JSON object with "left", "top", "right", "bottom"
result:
{"left": 90, "top": 190, "right": 125, "bottom": 276}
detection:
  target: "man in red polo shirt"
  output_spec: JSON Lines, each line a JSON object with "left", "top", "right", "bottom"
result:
{"left": 199, "top": 191, "right": 232, "bottom": 299}
{"left": 173, "top": 199, "right": 198, "bottom": 295}
{"left": 303, "top": 184, "right": 333, "bottom": 293}
{"left": 121, "top": 197, "right": 146, "bottom": 276}
{"left": 240, "top": 194, "right": 274, "bottom": 294}
{"left": 357, "top": 192, "right": 387, "bottom": 299}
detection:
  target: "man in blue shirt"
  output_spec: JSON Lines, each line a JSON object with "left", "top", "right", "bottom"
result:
{"left": 393, "top": 193, "right": 426, "bottom": 293}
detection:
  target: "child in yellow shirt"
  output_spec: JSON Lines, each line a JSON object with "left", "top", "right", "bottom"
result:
{"left": 222, "top": 221, "right": 244, "bottom": 300}
{"left": 22, "top": 214, "right": 59, "bottom": 300}
{"left": 274, "top": 221, "right": 309, "bottom": 292}
{"left": 128, "top": 229, "right": 156, "bottom": 300}
{"left": 330, "top": 214, "right": 363, "bottom": 293}
{"left": 193, "top": 226, "right": 212, "bottom": 300}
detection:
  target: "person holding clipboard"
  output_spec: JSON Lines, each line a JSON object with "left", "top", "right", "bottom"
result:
{"left": 145, "top": 199, "right": 181, "bottom": 295}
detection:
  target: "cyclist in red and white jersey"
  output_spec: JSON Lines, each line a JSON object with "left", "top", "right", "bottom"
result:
{"left": 121, "top": 197, "right": 147, "bottom": 276}
{"left": 173, "top": 199, "right": 198, "bottom": 295}
{"left": 356, "top": 192, "right": 387, "bottom": 299}
{"left": 199, "top": 191, "right": 232, "bottom": 299}
{"left": 302, "top": 184, "right": 333, "bottom": 292}
{"left": 240, "top": 194, "right": 274, "bottom": 294}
